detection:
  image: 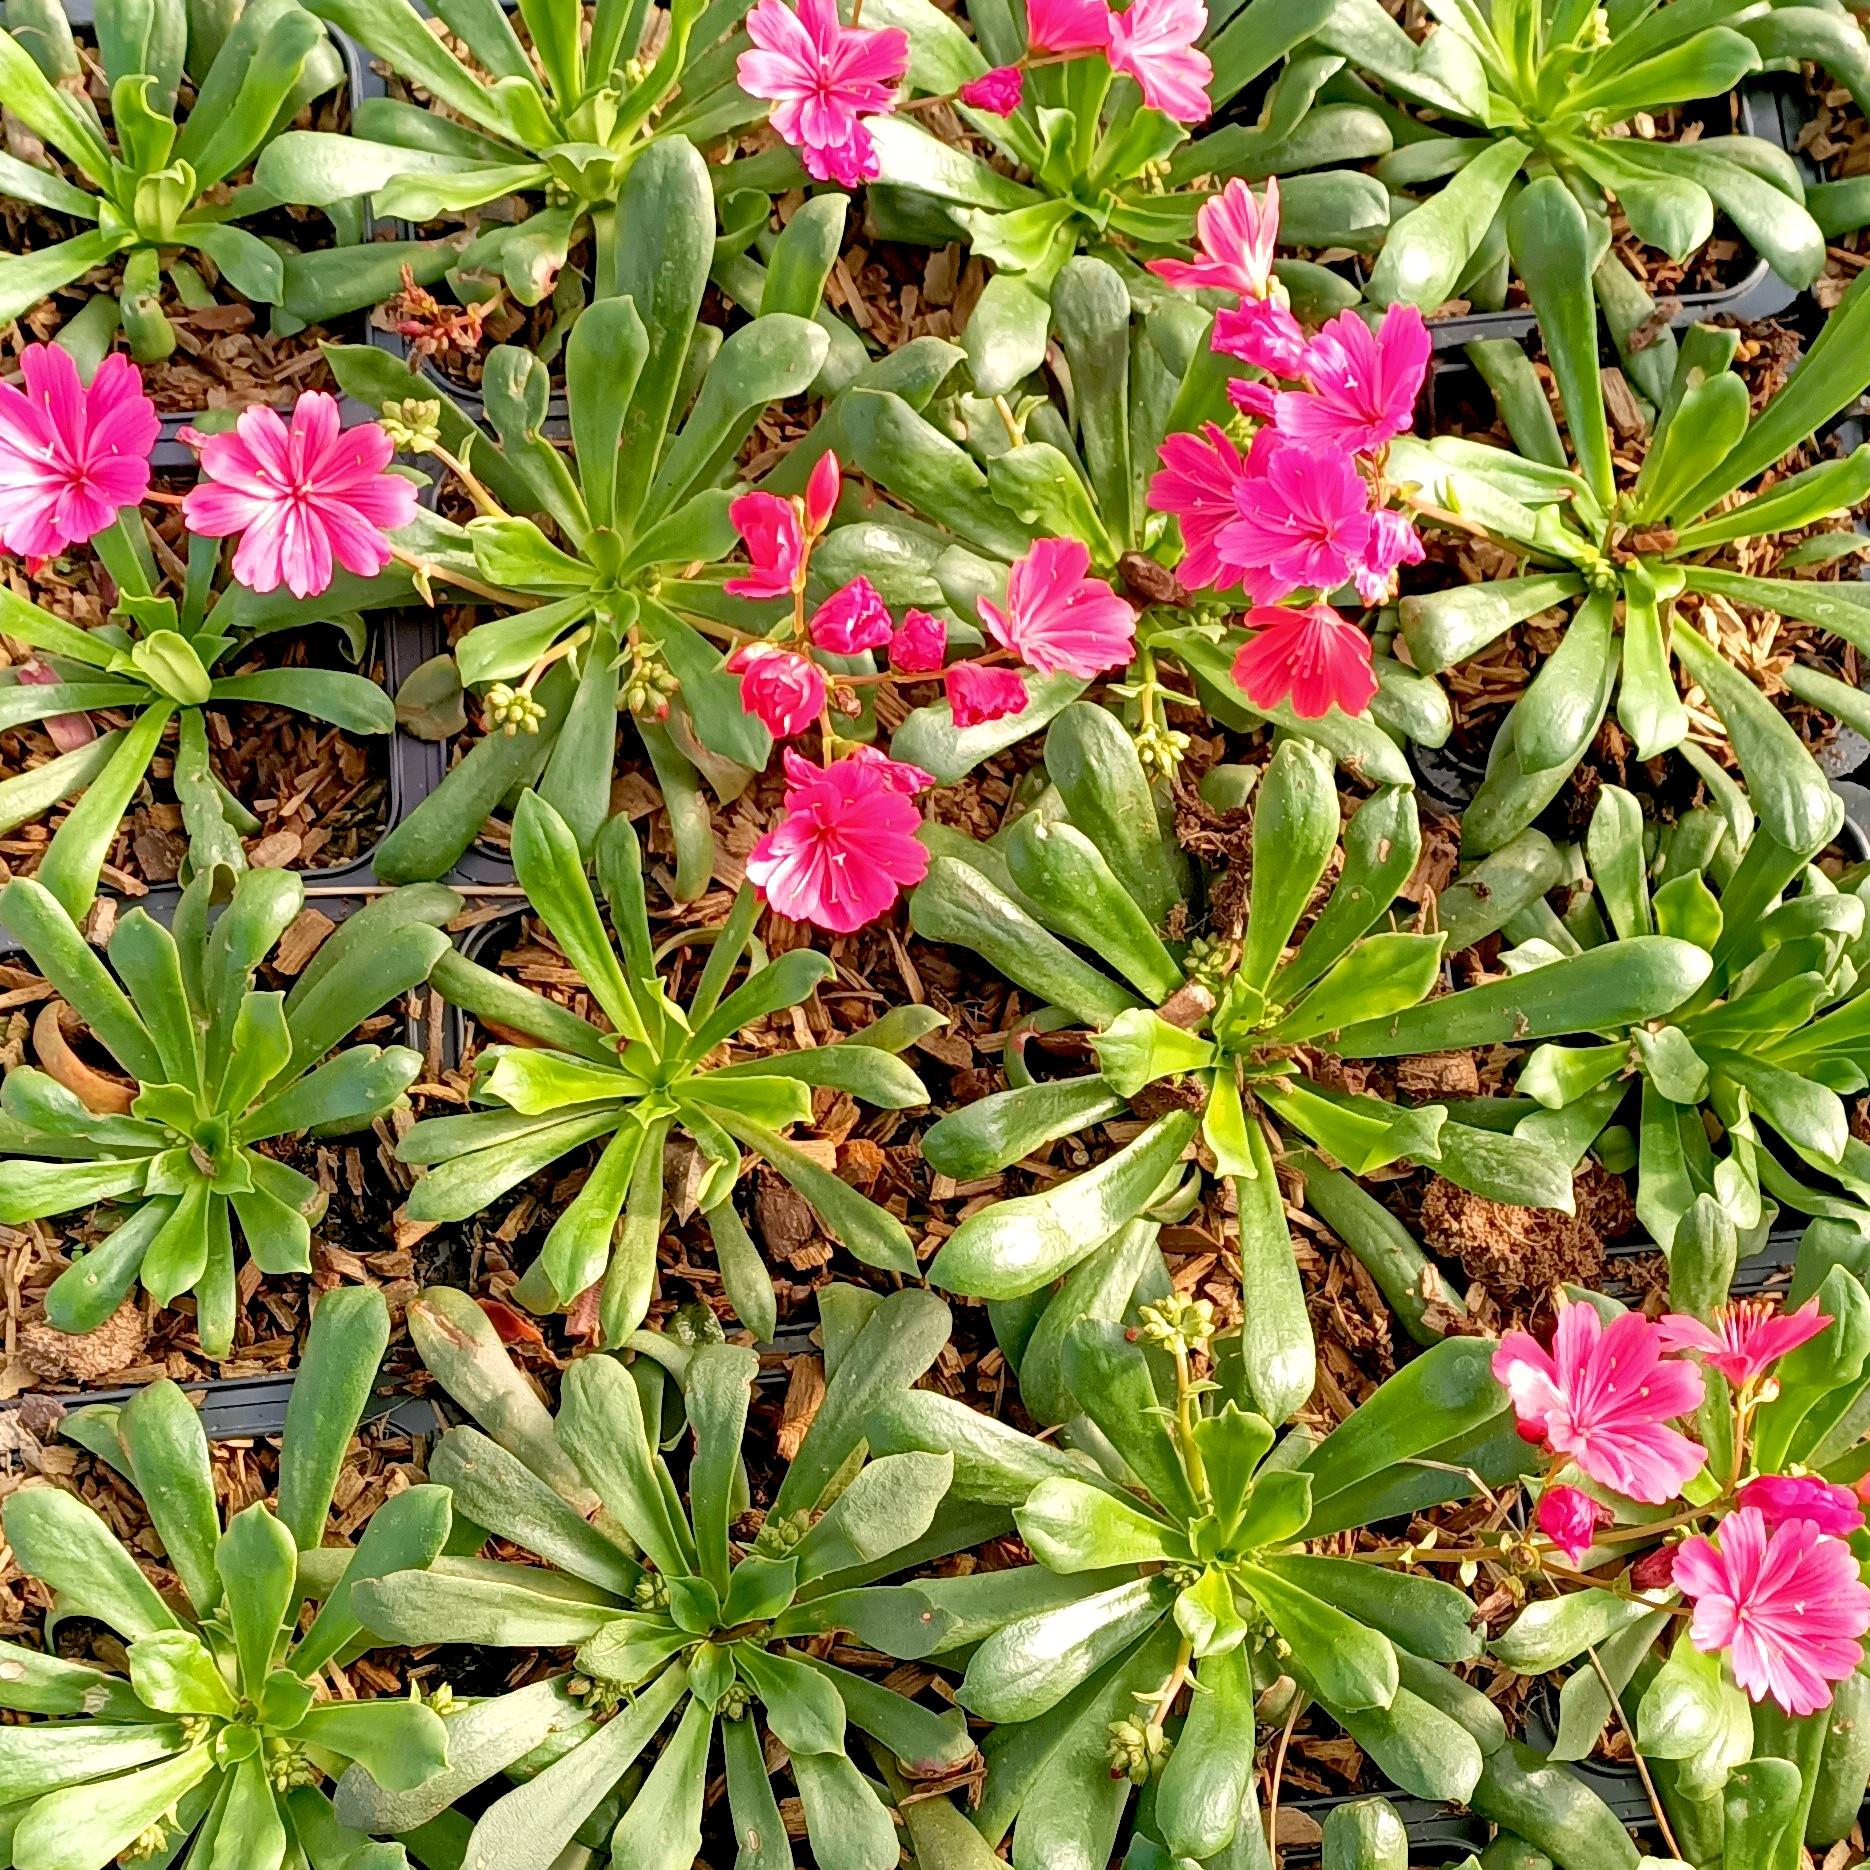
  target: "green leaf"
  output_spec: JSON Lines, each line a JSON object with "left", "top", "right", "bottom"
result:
{"left": 217, "top": 1503, "right": 298, "bottom": 1696}
{"left": 116, "top": 1379, "right": 220, "bottom": 1618}
{"left": 1369, "top": 135, "right": 1528, "bottom": 311}
{"left": 606, "top": 1694, "right": 711, "bottom": 1870}
{"left": 278, "top": 1287, "right": 390, "bottom": 1550}
{"left": 1015, "top": 1477, "right": 1185, "bottom": 1572}
{"left": 960, "top": 1577, "right": 1173, "bottom": 1722}
{"left": 2, "top": 1486, "right": 181, "bottom": 1636}
{"left": 8, "top": 1743, "right": 215, "bottom": 1870}
{"left": 1508, "top": 177, "right": 1614, "bottom": 505}
{"left": 1336, "top": 940, "right": 1711, "bottom": 1055}
{"left": 931, "top": 1109, "right": 1196, "bottom": 1297}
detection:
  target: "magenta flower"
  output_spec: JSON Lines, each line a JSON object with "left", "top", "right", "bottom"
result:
{"left": 1492, "top": 1305, "right": 1706, "bottom": 1506}
{"left": 1739, "top": 1475, "right": 1866, "bottom": 1539}
{"left": 1657, "top": 1298, "right": 1830, "bottom": 1389}
{"left": 1354, "top": 507, "right": 1425, "bottom": 605}
{"left": 890, "top": 606, "right": 947, "bottom": 674}
{"left": 725, "top": 492, "right": 806, "bottom": 599}
{"left": 960, "top": 65, "right": 1024, "bottom": 113}
{"left": 945, "top": 661, "right": 1029, "bottom": 726}
{"left": 810, "top": 576, "right": 895, "bottom": 654}
{"left": 747, "top": 747, "right": 930, "bottom": 933}
{"left": 1231, "top": 604, "right": 1376, "bottom": 719}
{"left": 738, "top": 0, "right": 908, "bottom": 185}
{"left": 1214, "top": 295, "right": 1307, "bottom": 379}
{"left": 1537, "top": 1485, "right": 1614, "bottom": 1567}
{"left": 1108, "top": 0, "right": 1212, "bottom": 122}
{"left": 1215, "top": 437, "right": 1373, "bottom": 603}
{"left": 1675, "top": 1507, "right": 1870, "bottom": 1717}
{"left": 1275, "top": 304, "right": 1431, "bottom": 456}
{"left": 1026, "top": 0, "right": 1112, "bottom": 52}
{"left": 978, "top": 537, "right": 1136, "bottom": 677}
{"left": 847, "top": 743, "right": 936, "bottom": 795}
{"left": 804, "top": 451, "right": 841, "bottom": 534}
{"left": 727, "top": 642, "right": 825, "bottom": 738}
{"left": 1148, "top": 425, "right": 1248, "bottom": 594}
{"left": 182, "top": 392, "right": 416, "bottom": 600}
{"left": 0, "top": 345, "right": 157, "bottom": 558}
{"left": 1148, "top": 177, "right": 1279, "bottom": 295}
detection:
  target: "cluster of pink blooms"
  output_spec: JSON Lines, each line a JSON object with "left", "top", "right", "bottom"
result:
{"left": 737, "top": 0, "right": 1215, "bottom": 186}
{"left": 736, "top": 0, "right": 910, "bottom": 185}
{"left": 0, "top": 343, "right": 415, "bottom": 602}
{"left": 1144, "top": 180, "right": 1430, "bottom": 719}
{"left": 724, "top": 453, "right": 1138, "bottom": 932}
{"left": 1495, "top": 1297, "right": 1870, "bottom": 1719}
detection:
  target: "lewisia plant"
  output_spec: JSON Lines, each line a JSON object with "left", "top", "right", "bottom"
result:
{"left": 0, "top": 350, "right": 421, "bottom": 914}
{"left": 720, "top": 448, "right": 1136, "bottom": 930}
{"left": 1146, "top": 174, "right": 1431, "bottom": 723}
{"left": 0, "top": 0, "right": 345, "bottom": 358}
{"left": 841, "top": 0, "right": 1390, "bottom": 392}
{"left": 1394, "top": 177, "right": 1870, "bottom": 859}
{"left": 869, "top": 1301, "right": 1599, "bottom": 1868}
{"left": 908, "top": 711, "right": 1697, "bottom": 1418}
{"left": 397, "top": 790, "right": 935, "bottom": 1344}
{"left": 0, "top": 1287, "right": 454, "bottom": 1870}
{"left": 1484, "top": 1215, "right": 1870, "bottom": 1864}
{"left": 335, "top": 1285, "right": 988, "bottom": 1870}
{"left": 312, "top": 143, "right": 882, "bottom": 897}
{"left": 1462, "top": 783, "right": 1870, "bottom": 1254}
{"left": 254, "top": 0, "right": 775, "bottom": 319}
{"left": 0, "top": 870, "right": 452, "bottom": 1353}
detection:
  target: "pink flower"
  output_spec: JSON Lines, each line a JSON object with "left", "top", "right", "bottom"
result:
{"left": 1738, "top": 1475, "right": 1865, "bottom": 1539}
{"left": 1492, "top": 1305, "right": 1706, "bottom": 1506}
{"left": 727, "top": 642, "right": 825, "bottom": 738}
{"left": 960, "top": 66, "right": 1024, "bottom": 113}
{"left": 1231, "top": 604, "right": 1376, "bottom": 719}
{"left": 1216, "top": 437, "right": 1373, "bottom": 602}
{"left": 1026, "top": 0, "right": 1111, "bottom": 53}
{"left": 848, "top": 744, "right": 935, "bottom": 795}
{"left": 1275, "top": 305, "right": 1431, "bottom": 457}
{"left": 0, "top": 346, "right": 157, "bottom": 557}
{"left": 1148, "top": 424, "right": 1248, "bottom": 594}
{"left": 182, "top": 392, "right": 415, "bottom": 600}
{"left": 977, "top": 537, "right": 1135, "bottom": 678}
{"left": 945, "top": 661, "right": 1029, "bottom": 726}
{"left": 890, "top": 607, "right": 947, "bottom": 674}
{"left": 810, "top": 576, "right": 894, "bottom": 654}
{"left": 738, "top": 0, "right": 908, "bottom": 187}
{"left": 725, "top": 492, "right": 806, "bottom": 599}
{"left": 1148, "top": 177, "right": 1279, "bottom": 296}
{"left": 1538, "top": 1485, "right": 1614, "bottom": 1566}
{"left": 1354, "top": 507, "right": 1424, "bottom": 605}
{"left": 1674, "top": 1508, "right": 1870, "bottom": 1717}
{"left": 18, "top": 658, "right": 95, "bottom": 753}
{"left": 1107, "top": 0, "right": 1211, "bottom": 122}
{"left": 1657, "top": 1299, "right": 1830, "bottom": 1389}
{"left": 804, "top": 452, "right": 841, "bottom": 535}
{"left": 747, "top": 747, "right": 930, "bottom": 933}
{"left": 1214, "top": 296, "right": 1307, "bottom": 379}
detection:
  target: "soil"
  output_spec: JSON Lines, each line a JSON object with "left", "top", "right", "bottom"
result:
{"left": 1418, "top": 1162, "right": 1635, "bottom": 1301}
